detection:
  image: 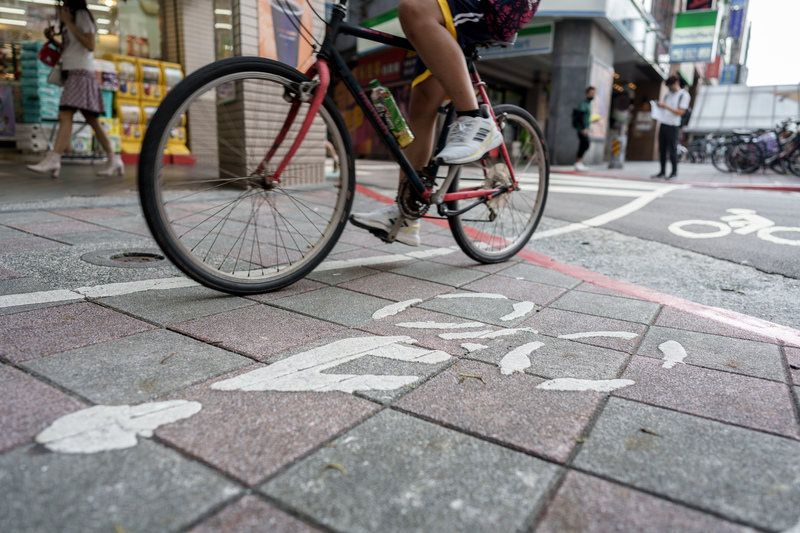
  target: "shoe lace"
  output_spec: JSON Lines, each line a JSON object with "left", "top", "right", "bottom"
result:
{"left": 447, "top": 120, "right": 471, "bottom": 144}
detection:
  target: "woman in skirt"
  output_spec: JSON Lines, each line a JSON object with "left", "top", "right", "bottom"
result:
{"left": 27, "top": 0, "right": 123, "bottom": 178}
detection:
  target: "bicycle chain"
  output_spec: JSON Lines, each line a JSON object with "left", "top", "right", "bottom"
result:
{"left": 397, "top": 178, "right": 429, "bottom": 219}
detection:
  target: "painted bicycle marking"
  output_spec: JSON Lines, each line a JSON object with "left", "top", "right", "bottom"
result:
{"left": 669, "top": 208, "right": 800, "bottom": 246}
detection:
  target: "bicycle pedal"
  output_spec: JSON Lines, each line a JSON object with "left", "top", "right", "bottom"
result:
{"left": 367, "top": 227, "right": 395, "bottom": 244}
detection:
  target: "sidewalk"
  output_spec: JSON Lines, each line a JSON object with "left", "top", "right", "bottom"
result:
{"left": 1, "top": 161, "right": 800, "bottom": 533}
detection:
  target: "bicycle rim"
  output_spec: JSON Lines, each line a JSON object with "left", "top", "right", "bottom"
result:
{"left": 138, "top": 57, "right": 354, "bottom": 295}
{"left": 446, "top": 104, "right": 549, "bottom": 263}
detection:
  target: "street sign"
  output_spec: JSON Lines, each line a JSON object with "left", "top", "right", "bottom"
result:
{"left": 669, "top": 9, "right": 721, "bottom": 63}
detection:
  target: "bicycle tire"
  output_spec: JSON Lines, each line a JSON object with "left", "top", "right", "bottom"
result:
{"left": 446, "top": 104, "right": 549, "bottom": 263}
{"left": 786, "top": 146, "right": 800, "bottom": 177}
{"left": 711, "top": 143, "right": 732, "bottom": 173}
{"left": 138, "top": 56, "right": 354, "bottom": 295}
{"left": 728, "top": 141, "right": 762, "bottom": 174}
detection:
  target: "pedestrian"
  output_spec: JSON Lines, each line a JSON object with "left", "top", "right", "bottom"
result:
{"left": 574, "top": 86, "right": 595, "bottom": 171}
{"left": 349, "top": 0, "right": 540, "bottom": 246}
{"left": 652, "top": 75, "right": 690, "bottom": 179}
{"left": 27, "top": 0, "right": 124, "bottom": 179}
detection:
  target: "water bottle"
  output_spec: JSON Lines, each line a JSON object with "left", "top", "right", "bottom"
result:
{"left": 369, "top": 79, "right": 415, "bottom": 148}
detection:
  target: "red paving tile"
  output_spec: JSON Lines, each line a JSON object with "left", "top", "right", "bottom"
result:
{"left": 788, "top": 347, "right": 800, "bottom": 386}
{"left": 0, "top": 366, "right": 85, "bottom": 453}
{"left": 615, "top": 356, "right": 800, "bottom": 439}
{"left": 170, "top": 305, "right": 344, "bottom": 360}
{"left": 11, "top": 220, "right": 102, "bottom": 236}
{"left": 655, "top": 306, "right": 776, "bottom": 344}
{"left": 339, "top": 271, "right": 453, "bottom": 302}
{"left": 536, "top": 471, "right": 757, "bottom": 533}
{"left": 0, "top": 237, "right": 68, "bottom": 254}
{"left": 188, "top": 495, "right": 322, "bottom": 533}
{"left": 395, "top": 359, "right": 604, "bottom": 462}
{"left": 523, "top": 308, "right": 647, "bottom": 353}
{"left": 0, "top": 302, "right": 155, "bottom": 363}
{"left": 0, "top": 266, "right": 22, "bottom": 280}
{"left": 157, "top": 380, "right": 381, "bottom": 486}
{"left": 462, "top": 275, "right": 567, "bottom": 305}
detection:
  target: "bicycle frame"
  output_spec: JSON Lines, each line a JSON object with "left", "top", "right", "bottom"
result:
{"left": 261, "top": 0, "right": 516, "bottom": 209}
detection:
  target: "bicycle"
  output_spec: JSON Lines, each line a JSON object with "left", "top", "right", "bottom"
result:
{"left": 137, "top": 0, "right": 549, "bottom": 295}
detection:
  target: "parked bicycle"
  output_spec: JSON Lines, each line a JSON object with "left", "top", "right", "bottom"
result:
{"left": 708, "top": 119, "right": 800, "bottom": 176}
{"left": 137, "top": 0, "right": 549, "bottom": 295}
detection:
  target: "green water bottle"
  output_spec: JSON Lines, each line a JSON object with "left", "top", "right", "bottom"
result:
{"left": 369, "top": 79, "right": 415, "bottom": 148}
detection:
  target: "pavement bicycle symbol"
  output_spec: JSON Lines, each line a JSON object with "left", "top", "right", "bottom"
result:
{"left": 668, "top": 208, "right": 800, "bottom": 246}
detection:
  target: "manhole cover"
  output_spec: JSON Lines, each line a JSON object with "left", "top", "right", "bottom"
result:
{"left": 81, "top": 249, "right": 170, "bottom": 269}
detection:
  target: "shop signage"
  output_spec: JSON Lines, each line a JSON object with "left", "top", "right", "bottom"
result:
{"left": 720, "top": 64, "right": 738, "bottom": 85}
{"left": 537, "top": 0, "right": 607, "bottom": 16}
{"left": 729, "top": 0, "right": 746, "bottom": 39}
{"left": 479, "top": 24, "right": 554, "bottom": 59}
{"left": 669, "top": 9, "right": 720, "bottom": 63}
{"left": 686, "top": 0, "right": 715, "bottom": 10}
{"left": 706, "top": 55, "right": 723, "bottom": 79}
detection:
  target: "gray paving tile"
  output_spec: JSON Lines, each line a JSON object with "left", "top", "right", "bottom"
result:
{"left": 22, "top": 329, "right": 252, "bottom": 405}
{"left": 536, "top": 470, "right": 759, "bottom": 533}
{"left": 270, "top": 286, "right": 394, "bottom": 327}
{"left": 339, "top": 271, "right": 454, "bottom": 302}
{"left": 389, "top": 260, "right": 488, "bottom": 287}
{"left": 655, "top": 306, "right": 777, "bottom": 343}
{"left": 0, "top": 265, "right": 22, "bottom": 280}
{"left": 496, "top": 262, "right": 582, "bottom": 289}
{"left": 0, "top": 366, "right": 85, "bottom": 453}
{"left": 11, "top": 220, "right": 102, "bottom": 236}
{"left": 306, "top": 265, "right": 377, "bottom": 285}
{"left": 0, "top": 440, "right": 241, "bottom": 533}
{"left": 0, "top": 225, "right": 28, "bottom": 239}
{"left": 97, "top": 285, "right": 257, "bottom": 326}
{"left": 523, "top": 308, "right": 647, "bottom": 354}
{"left": 462, "top": 275, "right": 567, "bottom": 306}
{"left": 188, "top": 495, "right": 322, "bottom": 533}
{"left": 637, "top": 326, "right": 785, "bottom": 382}
{"left": 549, "top": 290, "right": 661, "bottom": 325}
{"left": 787, "top": 346, "right": 800, "bottom": 386}
{"left": 419, "top": 290, "right": 538, "bottom": 327}
{"left": 0, "top": 302, "right": 155, "bottom": 363}
{"left": 53, "top": 229, "right": 151, "bottom": 246}
{"left": 574, "top": 398, "right": 800, "bottom": 531}
{"left": 260, "top": 409, "right": 561, "bottom": 533}
{"left": 573, "top": 281, "right": 648, "bottom": 300}
{"left": 396, "top": 359, "right": 604, "bottom": 462}
{"left": 0, "top": 276, "right": 52, "bottom": 296}
{"left": 245, "top": 278, "right": 327, "bottom": 303}
{"left": 469, "top": 336, "right": 630, "bottom": 381}
{"left": 0, "top": 211, "right": 72, "bottom": 225}
{"left": 616, "top": 356, "right": 799, "bottom": 439}
{"left": 170, "top": 305, "right": 344, "bottom": 360}
{"left": 156, "top": 376, "right": 380, "bottom": 486}
{"left": 51, "top": 207, "right": 134, "bottom": 221}
{"left": 0, "top": 236, "right": 68, "bottom": 254}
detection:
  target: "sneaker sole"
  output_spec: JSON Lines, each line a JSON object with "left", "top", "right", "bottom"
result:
{"left": 349, "top": 215, "right": 420, "bottom": 246}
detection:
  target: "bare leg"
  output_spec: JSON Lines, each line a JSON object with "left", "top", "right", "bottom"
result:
{"left": 398, "top": 0, "right": 477, "bottom": 113}
{"left": 85, "top": 115, "right": 114, "bottom": 156}
{"left": 401, "top": 76, "right": 447, "bottom": 184}
{"left": 52, "top": 109, "right": 75, "bottom": 154}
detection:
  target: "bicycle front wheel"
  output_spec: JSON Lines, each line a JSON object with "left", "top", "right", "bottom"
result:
{"left": 446, "top": 104, "right": 549, "bottom": 263}
{"left": 138, "top": 57, "right": 354, "bottom": 295}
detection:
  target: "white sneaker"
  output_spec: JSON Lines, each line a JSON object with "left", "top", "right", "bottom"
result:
{"left": 349, "top": 203, "right": 420, "bottom": 246}
{"left": 435, "top": 105, "right": 502, "bottom": 165}
{"left": 574, "top": 162, "right": 589, "bottom": 171}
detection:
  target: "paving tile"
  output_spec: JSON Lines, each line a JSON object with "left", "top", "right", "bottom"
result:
{"left": 389, "top": 260, "right": 488, "bottom": 287}
{"left": 96, "top": 285, "right": 257, "bottom": 326}
{"left": 615, "top": 356, "right": 799, "bottom": 439}
{"left": 188, "top": 495, "right": 322, "bottom": 533}
{"left": 549, "top": 290, "right": 661, "bottom": 325}
{"left": 573, "top": 281, "right": 648, "bottom": 300}
{"left": 170, "top": 305, "right": 344, "bottom": 360}
{"left": 0, "top": 440, "right": 241, "bottom": 533}
{"left": 462, "top": 275, "right": 567, "bottom": 306}
{"left": 0, "top": 276, "right": 52, "bottom": 296}
{"left": 339, "top": 271, "right": 454, "bottom": 302}
{"left": 22, "top": 329, "right": 253, "bottom": 405}
{"left": 396, "top": 359, "right": 604, "bottom": 462}
{"left": 496, "top": 262, "right": 582, "bottom": 289}
{"left": 323, "top": 246, "right": 417, "bottom": 273}
{"left": 418, "top": 289, "right": 538, "bottom": 327}
{"left": 260, "top": 409, "right": 561, "bottom": 533}
{"left": 468, "top": 336, "right": 630, "bottom": 381}
{"left": 51, "top": 207, "right": 134, "bottom": 221}
{"left": 245, "top": 277, "right": 327, "bottom": 303}
{"left": 0, "top": 302, "right": 155, "bottom": 363}
{"left": 0, "top": 366, "right": 85, "bottom": 453}
{"left": 53, "top": 229, "right": 150, "bottom": 246}
{"left": 156, "top": 377, "right": 380, "bottom": 486}
{"left": 574, "top": 398, "right": 800, "bottom": 532}
{"left": 0, "top": 225, "right": 28, "bottom": 239}
{"left": 357, "top": 306, "right": 524, "bottom": 357}
{"left": 0, "top": 237, "right": 68, "bottom": 254}
{"left": 306, "top": 265, "right": 377, "bottom": 285}
{"left": 523, "top": 308, "right": 647, "bottom": 354}
{"left": 536, "top": 470, "right": 758, "bottom": 533}
{"left": 637, "top": 326, "right": 785, "bottom": 382}
{"left": 269, "top": 286, "right": 394, "bottom": 327}
{"left": 0, "top": 211, "right": 71, "bottom": 225}
{"left": 787, "top": 346, "right": 800, "bottom": 386}
{"left": 655, "top": 306, "right": 776, "bottom": 343}
{"left": 11, "top": 220, "right": 102, "bottom": 236}
{"left": 0, "top": 266, "right": 22, "bottom": 280}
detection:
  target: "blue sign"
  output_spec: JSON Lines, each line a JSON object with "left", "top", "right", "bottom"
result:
{"left": 729, "top": 0, "right": 746, "bottom": 39}
{"left": 720, "top": 64, "right": 738, "bottom": 85}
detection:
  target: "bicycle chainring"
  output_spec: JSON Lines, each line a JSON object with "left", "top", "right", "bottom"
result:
{"left": 397, "top": 178, "right": 429, "bottom": 219}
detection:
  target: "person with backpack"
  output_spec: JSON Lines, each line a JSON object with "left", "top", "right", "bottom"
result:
{"left": 573, "top": 86, "right": 595, "bottom": 171}
{"left": 652, "top": 75, "right": 690, "bottom": 179}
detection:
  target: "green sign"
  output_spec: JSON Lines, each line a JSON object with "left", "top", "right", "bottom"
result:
{"left": 670, "top": 9, "right": 720, "bottom": 63}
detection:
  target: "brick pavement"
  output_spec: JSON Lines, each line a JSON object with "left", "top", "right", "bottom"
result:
{"left": 1, "top": 165, "right": 799, "bottom": 533}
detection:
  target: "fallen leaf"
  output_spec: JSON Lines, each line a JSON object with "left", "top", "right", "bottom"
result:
{"left": 457, "top": 372, "right": 486, "bottom": 384}
{"left": 639, "top": 428, "right": 661, "bottom": 437}
{"left": 323, "top": 463, "right": 346, "bottom": 475}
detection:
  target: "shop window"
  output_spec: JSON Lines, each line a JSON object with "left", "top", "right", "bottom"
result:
{"left": 214, "top": 0, "right": 233, "bottom": 60}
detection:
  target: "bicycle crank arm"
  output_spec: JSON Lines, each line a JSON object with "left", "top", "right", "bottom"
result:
{"left": 436, "top": 186, "right": 511, "bottom": 217}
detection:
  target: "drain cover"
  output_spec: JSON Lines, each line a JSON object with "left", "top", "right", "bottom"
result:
{"left": 81, "top": 249, "right": 169, "bottom": 269}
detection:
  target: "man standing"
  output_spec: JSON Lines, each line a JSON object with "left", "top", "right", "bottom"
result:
{"left": 574, "top": 86, "right": 595, "bottom": 171}
{"left": 653, "top": 76, "right": 690, "bottom": 179}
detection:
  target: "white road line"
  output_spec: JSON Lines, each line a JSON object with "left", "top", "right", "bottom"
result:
{"left": 536, "top": 378, "right": 635, "bottom": 392}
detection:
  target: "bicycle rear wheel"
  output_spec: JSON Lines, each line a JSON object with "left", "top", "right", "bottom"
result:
{"left": 728, "top": 141, "right": 762, "bottom": 174}
{"left": 138, "top": 57, "right": 354, "bottom": 295}
{"left": 446, "top": 104, "right": 549, "bottom": 263}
